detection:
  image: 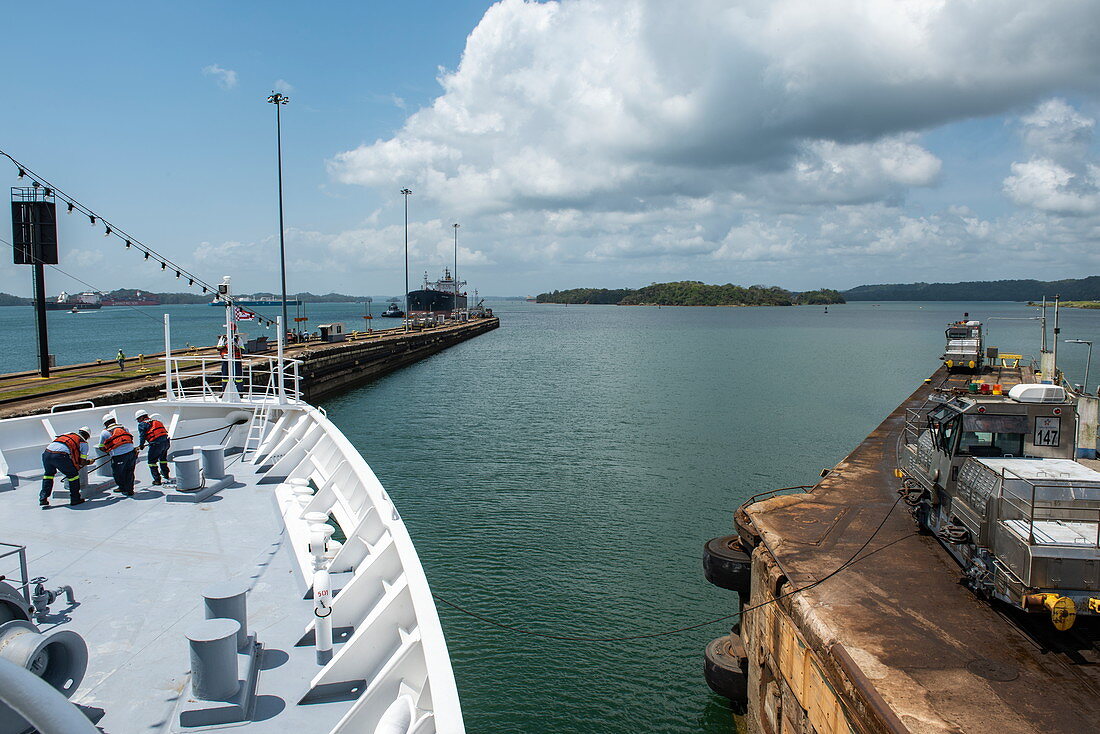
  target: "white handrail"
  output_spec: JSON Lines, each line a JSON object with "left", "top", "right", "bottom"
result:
{"left": 160, "top": 353, "right": 304, "bottom": 404}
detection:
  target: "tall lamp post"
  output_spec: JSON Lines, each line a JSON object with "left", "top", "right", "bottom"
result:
{"left": 1065, "top": 339, "right": 1093, "bottom": 394}
{"left": 452, "top": 223, "right": 459, "bottom": 320}
{"left": 401, "top": 188, "right": 412, "bottom": 331}
{"left": 267, "top": 91, "right": 290, "bottom": 340}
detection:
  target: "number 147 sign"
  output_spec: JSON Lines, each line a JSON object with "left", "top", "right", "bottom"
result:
{"left": 1034, "top": 416, "right": 1060, "bottom": 447}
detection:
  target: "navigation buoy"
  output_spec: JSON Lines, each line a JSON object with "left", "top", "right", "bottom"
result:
{"left": 704, "top": 635, "right": 748, "bottom": 709}
{"left": 703, "top": 535, "right": 752, "bottom": 594}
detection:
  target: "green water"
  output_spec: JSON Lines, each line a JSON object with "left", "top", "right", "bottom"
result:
{"left": 1, "top": 300, "right": 1096, "bottom": 732}
{"left": 317, "top": 301, "right": 1099, "bottom": 734}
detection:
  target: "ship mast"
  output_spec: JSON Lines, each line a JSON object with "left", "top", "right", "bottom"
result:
{"left": 452, "top": 223, "right": 460, "bottom": 319}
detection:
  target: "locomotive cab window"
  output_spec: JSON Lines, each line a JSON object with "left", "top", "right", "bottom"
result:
{"left": 956, "top": 414, "right": 1027, "bottom": 457}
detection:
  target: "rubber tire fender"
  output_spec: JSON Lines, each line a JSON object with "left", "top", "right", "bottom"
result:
{"left": 704, "top": 635, "right": 748, "bottom": 707}
{"left": 703, "top": 535, "right": 752, "bottom": 593}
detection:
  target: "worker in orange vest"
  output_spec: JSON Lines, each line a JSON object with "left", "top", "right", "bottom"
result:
{"left": 136, "top": 410, "right": 172, "bottom": 485}
{"left": 98, "top": 412, "right": 136, "bottom": 496}
{"left": 40, "top": 427, "right": 92, "bottom": 508}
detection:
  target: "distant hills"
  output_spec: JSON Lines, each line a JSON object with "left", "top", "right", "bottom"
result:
{"left": 844, "top": 276, "right": 1100, "bottom": 301}
{"left": 535, "top": 275, "right": 1100, "bottom": 305}
{"left": 536, "top": 282, "right": 845, "bottom": 306}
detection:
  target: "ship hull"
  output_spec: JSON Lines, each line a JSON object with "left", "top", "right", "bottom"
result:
{"left": 45, "top": 302, "right": 101, "bottom": 310}
{"left": 408, "top": 289, "right": 467, "bottom": 315}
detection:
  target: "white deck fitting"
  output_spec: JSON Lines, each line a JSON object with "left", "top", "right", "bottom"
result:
{"left": 0, "top": 398, "right": 463, "bottom": 733}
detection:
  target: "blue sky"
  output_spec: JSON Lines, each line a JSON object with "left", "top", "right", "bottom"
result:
{"left": 2, "top": 0, "right": 1099, "bottom": 298}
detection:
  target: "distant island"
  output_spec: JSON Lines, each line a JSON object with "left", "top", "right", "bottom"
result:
{"left": 536, "top": 282, "right": 845, "bottom": 306}
{"left": 1028, "top": 300, "right": 1100, "bottom": 309}
{"left": 844, "top": 275, "right": 1100, "bottom": 302}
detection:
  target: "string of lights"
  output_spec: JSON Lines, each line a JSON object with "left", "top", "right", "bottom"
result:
{"left": 1, "top": 148, "right": 279, "bottom": 329}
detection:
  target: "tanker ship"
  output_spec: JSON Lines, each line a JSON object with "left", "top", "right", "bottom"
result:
{"left": 407, "top": 269, "right": 467, "bottom": 318}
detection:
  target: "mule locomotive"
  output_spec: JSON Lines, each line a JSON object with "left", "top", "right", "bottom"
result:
{"left": 901, "top": 381, "right": 1100, "bottom": 630}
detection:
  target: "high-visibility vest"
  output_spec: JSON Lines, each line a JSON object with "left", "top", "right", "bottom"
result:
{"left": 144, "top": 420, "right": 168, "bottom": 442}
{"left": 53, "top": 432, "right": 84, "bottom": 466}
{"left": 102, "top": 425, "right": 134, "bottom": 453}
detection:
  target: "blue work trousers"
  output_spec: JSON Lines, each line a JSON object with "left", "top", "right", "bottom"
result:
{"left": 111, "top": 451, "right": 137, "bottom": 495}
{"left": 146, "top": 437, "right": 171, "bottom": 481}
{"left": 41, "top": 451, "right": 81, "bottom": 502}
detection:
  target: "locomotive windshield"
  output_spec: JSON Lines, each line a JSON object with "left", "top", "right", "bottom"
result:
{"left": 957, "top": 414, "right": 1027, "bottom": 457}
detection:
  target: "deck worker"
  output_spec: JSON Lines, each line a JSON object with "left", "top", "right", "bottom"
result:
{"left": 216, "top": 328, "right": 244, "bottom": 382}
{"left": 136, "top": 410, "right": 172, "bottom": 485}
{"left": 98, "top": 412, "right": 136, "bottom": 496}
{"left": 116, "top": 348, "right": 125, "bottom": 372}
{"left": 40, "top": 427, "right": 92, "bottom": 508}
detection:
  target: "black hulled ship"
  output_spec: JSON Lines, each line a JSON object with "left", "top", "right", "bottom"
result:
{"left": 407, "top": 268, "right": 467, "bottom": 317}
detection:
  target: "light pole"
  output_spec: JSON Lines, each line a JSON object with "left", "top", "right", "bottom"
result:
{"left": 1066, "top": 339, "right": 1093, "bottom": 394}
{"left": 452, "top": 223, "right": 459, "bottom": 320}
{"left": 401, "top": 188, "right": 412, "bottom": 331}
{"left": 267, "top": 91, "right": 290, "bottom": 341}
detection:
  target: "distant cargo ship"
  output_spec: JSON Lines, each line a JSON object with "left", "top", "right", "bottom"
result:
{"left": 45, "top": 291, "right": 101, "bottom": 311}
{"left": 408, "top": 268, "right": 467, "bottom": 317}
{"left": 102, "top": 291, "right": 160, "bottom": 307}
{"left": 209, "top": 295, "right": 302, "bottom": 306}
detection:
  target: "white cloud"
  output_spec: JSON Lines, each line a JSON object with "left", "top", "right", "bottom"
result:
{"left": 1004, "top": 159, "right": 1100, "bottom": 215}
{"left": 202, "top": 64, "right": 238, "bottom": 90}
{"left": 274, "top": 79, "right": 294, "bottom": 94}
{"left": 1020, "top": 98, "right": 1095, "bottom": 160}
{"left": 319, "top": 0, "right": 1100, "bottom": 289}
{"left": 1004, "top": 99, "right": 1100, "bottom": 216}
{"left": 331, "top": 0, "right": 1098, "bottom": 214}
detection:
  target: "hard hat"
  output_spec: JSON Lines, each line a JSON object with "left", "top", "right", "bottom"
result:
{"left": 135, "top": 409, "right": 149, "bottom": 420}
{"left": 150, "top": 413, "right": 162, "bottom": 421}
{"left": 102, "top": 411, "right": 117, "bottom": 426}
{"left": 78, "top": 426, "right": 91, "bottom": 438}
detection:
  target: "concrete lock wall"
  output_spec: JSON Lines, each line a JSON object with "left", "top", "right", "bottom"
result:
{"left": 742, "top": 549, "right": 856, "bottom": 734}
{"left": 299, "top": 319, "right": 499, "bottom": 401}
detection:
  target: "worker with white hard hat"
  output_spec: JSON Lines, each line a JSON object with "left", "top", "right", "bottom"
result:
{"left": 135, "top": 409, "right": 172, "bottom": 485}
{"left": 98, "top": 411, "right": 137, "bottom": 496}
{"left": 40, "top": 426, "right": 92, "bottom": 508}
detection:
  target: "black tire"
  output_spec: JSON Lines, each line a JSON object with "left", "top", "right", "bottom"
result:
{"left": 703, "top": 535, "right": 752, "bottom": 593}
{"left": 704, "top": 635, "right": 748, "bottom": 706}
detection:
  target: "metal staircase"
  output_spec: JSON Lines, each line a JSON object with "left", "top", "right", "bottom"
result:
{"left": 242, "top": 402, "right": 271, "bottom": 463}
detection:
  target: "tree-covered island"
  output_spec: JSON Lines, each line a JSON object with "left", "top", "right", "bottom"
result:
{"left": 535, "top": 281, "right": 845, "bottom": 306}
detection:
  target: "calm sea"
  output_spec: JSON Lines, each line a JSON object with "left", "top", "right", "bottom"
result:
{"left": 1, "top": 300, "right": 1097, "bottom": 732}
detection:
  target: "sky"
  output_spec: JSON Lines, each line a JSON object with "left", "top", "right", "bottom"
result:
{"left": 1, "top": 0, "right": 1099, "bottom": 298}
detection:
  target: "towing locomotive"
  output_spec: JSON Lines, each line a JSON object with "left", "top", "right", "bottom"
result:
{"left": 901, "top": 380, "right": 1100, "bottom": 630}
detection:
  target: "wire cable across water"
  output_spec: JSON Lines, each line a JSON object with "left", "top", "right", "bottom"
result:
{"left": 431, "top": 494, "right": 909, "bottom": 642}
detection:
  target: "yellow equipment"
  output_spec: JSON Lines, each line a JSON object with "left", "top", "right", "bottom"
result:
{"left": 1026, "top": 593, "right": 1077, "bottom": 631}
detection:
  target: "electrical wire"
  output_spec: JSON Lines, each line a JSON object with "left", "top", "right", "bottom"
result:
{"left": 1, "top": 150, "right": 278, "bottom": 327}
{"left": 431, "top": 494, "right": 910, "bottom": 643}
{"left": 0, "top": 235, "right": 162, "bottom": 325}
{"left": 77, "top": 421, "right": 244, "bottom": 473}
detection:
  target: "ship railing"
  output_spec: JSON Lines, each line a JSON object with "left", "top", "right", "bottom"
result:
{"left": 161, "top": 353, "right": 303, "bottom": 405}
{"left": 996, "top": 466, "right": 1100, "bottom": 548}
{"left": 902, "top": 407, "right": 926, "bottom": 448}
{"left": 0, "top": 541, "right": 31, "bottom": 605}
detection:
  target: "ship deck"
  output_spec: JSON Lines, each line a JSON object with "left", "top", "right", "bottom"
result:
{"left": 743, "top": 365, "right": 1100, "bottom": 733}
{"left": 1, "top": 452, "right": 355, "bottom": 733}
